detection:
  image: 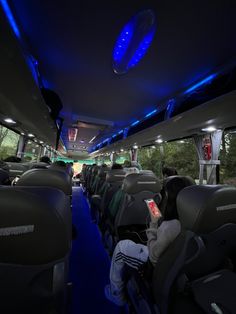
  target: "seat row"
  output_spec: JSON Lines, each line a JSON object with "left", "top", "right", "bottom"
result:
{"left": 84, "top": 164, "right": 236, "bottom": 314}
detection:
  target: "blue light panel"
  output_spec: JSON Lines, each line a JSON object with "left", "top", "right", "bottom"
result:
{"left": 128, "top": 30, "right": 155, "bottom": 69}
{"left": 113, "top": 9, "right": 157, "bottom": 74}
{"left": 144, "top": 108, "right": 157, "bottom": 118}
{"left": 0, "top": 0, "right": 21, "bottom": 39}
{"left": 131, "top": 120, "right": 140, "bottom": 127}
{"left": 113, "top": 24, "right": 133, "bottom": 63}
{"left": 184, "top": 74, "right": 216, "bottom": 94}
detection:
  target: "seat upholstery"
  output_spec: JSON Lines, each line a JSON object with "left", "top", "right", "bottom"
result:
{"left": 0, "top": 186, "right": 71, "bottom": 313}
{"left": 16, "top": 168, "right": 72, "bottom": 196}
{"left": 0, "top": 168, "right": 10, "bottom": 185}
{"left": 115, "top": 173, "right": 162, "bottom": 229}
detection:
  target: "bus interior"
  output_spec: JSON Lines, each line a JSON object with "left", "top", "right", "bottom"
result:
{"left": 0, "top": 0, "right": 236, "bottom": 313}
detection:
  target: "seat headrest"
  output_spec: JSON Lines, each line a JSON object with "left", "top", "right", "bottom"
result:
{"left": 124, "top": 167, "right": 140, "bottom": 174}
{"left": 139, "top": 170, "right": 155, "bottom": 175}
{"left": 98, "top": 168, "right": 109, "bottom": 178}
{"left": 106, "top": 169, "right": 127, "bottom": 183}
{"left": 0, "top": 186, "right": 71, "bottom": 265}
{"left": 177, "top": 185, "right": 236, "bottom": 233}
{"left": 7, "top": 162, "right": 28, "bottom": 173}
{"left": 122, "top": 173, "right": 162, "bottom": 194}
{"left": 92, "top": 165, "right": 100, "bottom": 175}
{"left": 16, "top": 169, "right": 72, "bottom": 195}
{"left": 27, "top": 162, "right": 49, "bottom": 170}
{"left": 164, "top": 175, "right": 195, "bottom": 186}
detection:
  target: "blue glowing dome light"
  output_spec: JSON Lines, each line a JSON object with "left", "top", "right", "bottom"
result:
{"left": 113, "top": 24, "right": 134, "bottom": 63}
{"left": 113, "top": 9, "right": 157, "bottom": 74}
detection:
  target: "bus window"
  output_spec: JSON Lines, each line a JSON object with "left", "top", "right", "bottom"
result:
{"left": 0, "top": 125, "right": 20, "bottom": 160}
{"left": 139, "top": 139, "right": 199, "bottom": 180}
{"left": 220, "top": 130, "right": 236, "bottom": 186}
{"left": 23, "top": 141, "right": 41, "bottom": 162}
{"left": 116, "top": 151, "right": 130, "bottom": 165}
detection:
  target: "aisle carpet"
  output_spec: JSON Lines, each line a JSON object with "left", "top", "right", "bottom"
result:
{"left": 69, "top": 187, "right": 120, "bottom": 314}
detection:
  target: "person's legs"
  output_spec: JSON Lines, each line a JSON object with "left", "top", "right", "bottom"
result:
{"left": 105, "top": 239, "right": 149, "bottom": 306}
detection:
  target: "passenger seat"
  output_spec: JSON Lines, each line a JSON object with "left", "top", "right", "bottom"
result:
{"left": 0, "top": 186, "right": 71, "bottom": 313}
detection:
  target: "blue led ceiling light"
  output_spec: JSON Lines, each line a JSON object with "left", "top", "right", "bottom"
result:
{"left": 184, "top": 74, "right": 216, "bottom": 94}
{"left": 113, "top": 9, "right": 157, "bottom": 74}
{"left": 131, "top": 120, "right": 140, "bottom": 127}
{"left": 145, "top": 109, "right": 157, "bottom": 118}
{"left": 0, "top": 0, "right": 21, "bottom": 39}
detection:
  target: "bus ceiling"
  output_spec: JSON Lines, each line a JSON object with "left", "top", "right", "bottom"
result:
{"left": 0, "top": 1, "right": 236, "bottom": 158}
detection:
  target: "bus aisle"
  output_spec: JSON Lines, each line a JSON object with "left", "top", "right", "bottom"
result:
{"left": 69, "top": 186, "right": 120, "bottom": 314}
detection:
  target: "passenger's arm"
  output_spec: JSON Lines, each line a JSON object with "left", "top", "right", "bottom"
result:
{"left": 146, "top": 220, "right": 181, "bottom": 265}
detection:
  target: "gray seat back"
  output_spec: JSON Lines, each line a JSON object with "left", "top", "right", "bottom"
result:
{"left": 6, "top": 162, "right": 28, "bottom": 178}
{"left": 115, "top": 173, "right": 162, "bottom": 228}
{"left": 0, "top": 186, "right": 71, "bottom": 313}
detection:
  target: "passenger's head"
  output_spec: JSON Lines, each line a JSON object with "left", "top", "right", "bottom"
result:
{"left": 4, "top": 156, "right": 21, "bottom": 163}
{"left": 53, "top": 160, "right": 66, "bottom": 168}
{"left": 123, "top": 160, "right": 131, "bottom": 168}
{"left": 40, "top": 156, "right": 51, "bottom": 164}
{"left": 111, "top": 163, "right": 123, "bottom": 170}
{"left": 0, "top": 160, "right": 9, "bottom": 173}
{"left": 162, "top": 166, "right": 178, "bottom": 178}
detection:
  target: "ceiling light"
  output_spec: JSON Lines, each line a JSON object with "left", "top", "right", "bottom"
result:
{"left": 89, "top": 136, "right": 96, "bottom": 143}
{"left": 28, "top": 141, "right": 32, "bottom": 145}
{"left": 179, "top": 140, "right": 185, "bottom": 143}
{"left": 120, "top": 149, "right": 124, "bottom": 152}
{"left": 113, "top": 9, "right": 157, "bottom": 74}
{"left": 28, "top": 133, "right": 34, "bottom": 137}
{"left": 133, "top": 145, "right": 138, "bottom": 149}
{"left": 201, "top": 126, "right": 217, "bottom": 132}
{"left": 21, "top": 132, "right": 25, "bottom": 135}
{"left": 68, "top": 128, "right": 78, "bottom": 142}
{"left": 39, "top": 141, "right": 44, "bottom": 144}
{"left": 4, "top": 118, "right": 16, "bottom": 124}
{"left": 155, "top": 139, "right": 163, "bottom": 144}
{"left": 151, "top": 145, "right": 156, "bottom": 149}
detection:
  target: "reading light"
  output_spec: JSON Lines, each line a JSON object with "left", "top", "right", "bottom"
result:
{"left": 21, "top": 132, "right": 25, "bottom": 136}
{"left": 89, "top": 136, "right": 96, "bottom": 144}
{"left": 133, "top": 145, "right": 138, "bottom": 149}
{"left": 28, "top": 133, "right": 34, "bottom": 137}
{"left": 201, "top": 126, "right": 217, "bottom": 132}
{"left": 120, "top": 149, "right": 124, "bottom": 152}
{"left": 4, "top": 118, "right": 16, "bottom": 124}
{"left": 155, "top": 139, "right": 163, "bottom": 144}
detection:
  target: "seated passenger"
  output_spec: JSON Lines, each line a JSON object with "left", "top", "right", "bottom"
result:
{"left": 39, "top": 155, "right": 51, "bottom": 164}
{"left": 53, "top": 160, "right": 67, "bottom": 167}
{"left": 123, "top": 160, "right": 131, "bottom": 168}
{"left": 4, "top": 155, "right": 21, "bottom": 162}
{"left": 111, "top": 163, "right": 123, "bottom": 170}
{"left": 162, "top": 166, "right": 178, "bottom": 178}
{"left": 104, "top": 199, "right": 180, "bottom": 306}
